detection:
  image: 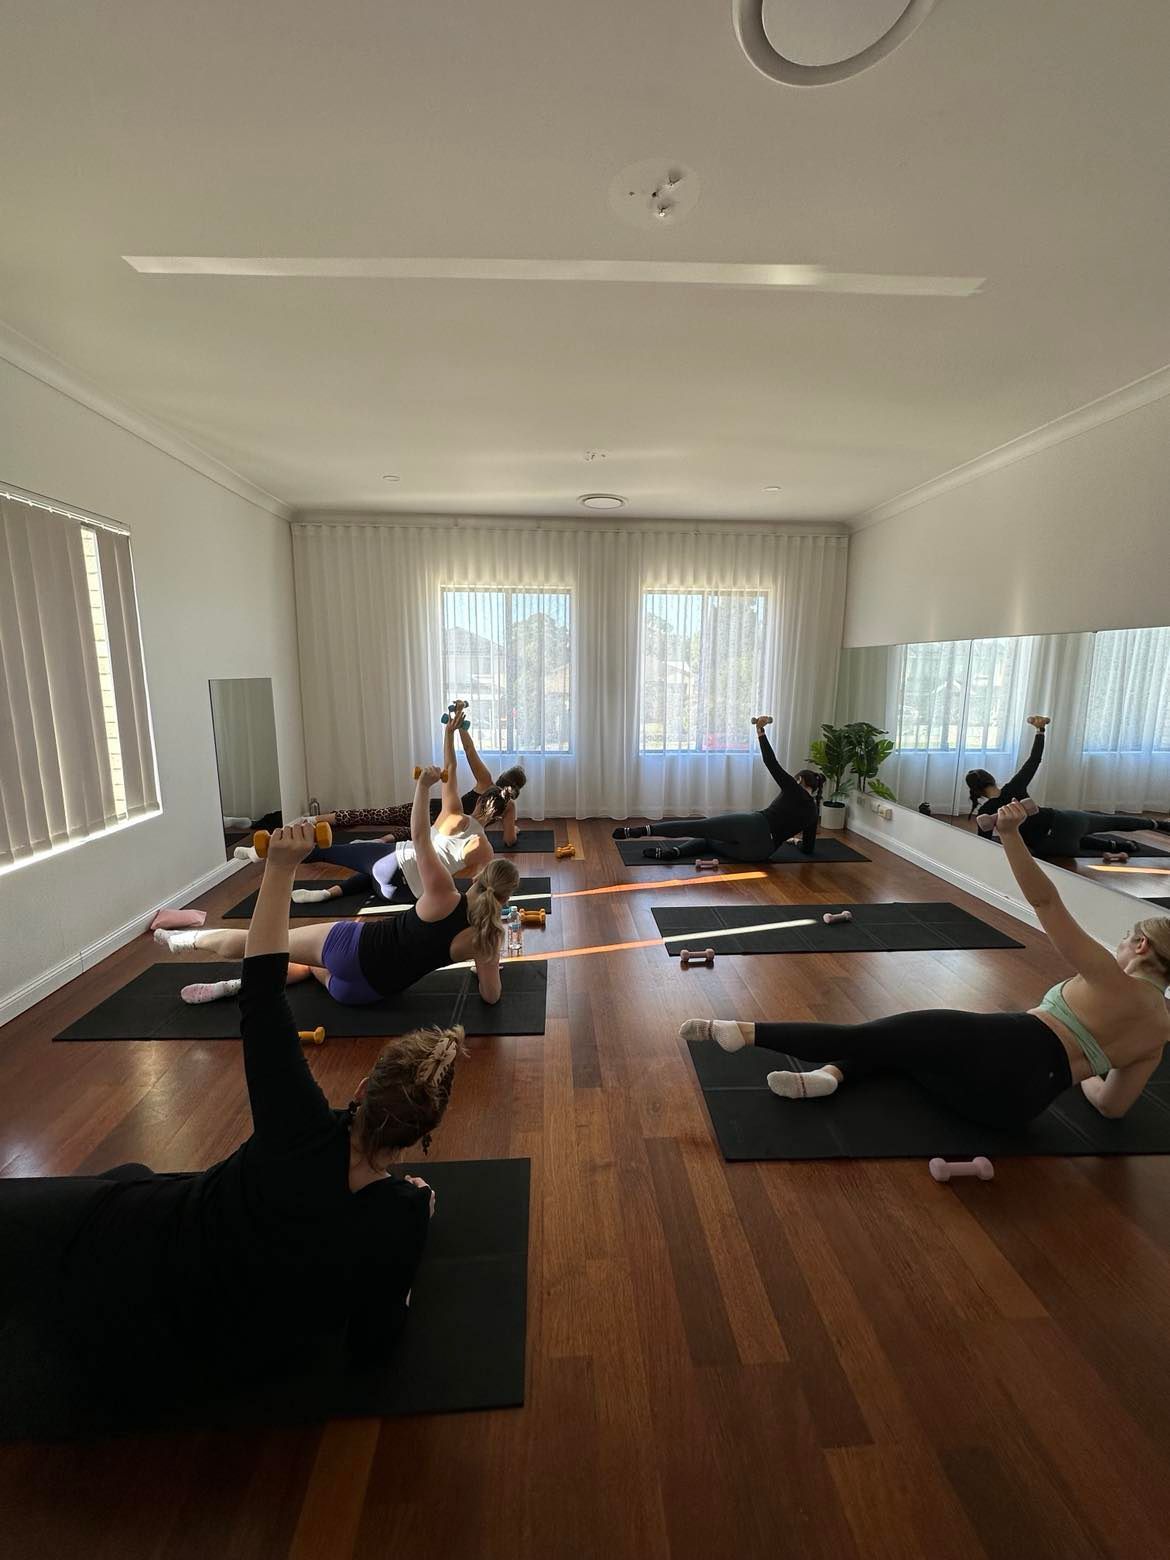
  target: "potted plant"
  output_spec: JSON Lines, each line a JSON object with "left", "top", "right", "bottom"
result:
{"left": 845, "top": 722, "right": 897, "bottom": 802}
{"left": 807, "top": 724, "right": 853, "bottom": 831}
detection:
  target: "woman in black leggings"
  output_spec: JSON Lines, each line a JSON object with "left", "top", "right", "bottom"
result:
{"left": 967, "top": 715, "right": 1169, "bottom": 856}
{"left": 682, "top": 801, "right": 1170, "bottom": 1130}
{"left": 614, "top": 716, "right": 824, "bottom": 861}
{"left": 0, "top": 824, "right": 459, "bottom": 1433}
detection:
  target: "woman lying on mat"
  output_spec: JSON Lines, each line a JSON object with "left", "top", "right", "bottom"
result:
{"left": 1, "top": 825, "right": 459, "bottom": 1407}
{"left": 683, "top": 800, "right": 1170, "bottom": 1128}
{"left": 615, "top": 715, "right": 824, "bottom": 861}
{"left": 251, "top": 706, "right": 505, "bottom": 906}
{"left": 967, "top": 715, "right": 1170, "bottom": 856}
{"left": 158, "top": 786, "right": 520, "bottom": 1006}
{"left": 312, "top": 701, "right": 527, "bottom": 848}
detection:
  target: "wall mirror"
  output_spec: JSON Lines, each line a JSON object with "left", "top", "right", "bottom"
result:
{"left": 837, "top": 626, "right": 1170, "bottom": 907}
{"left": 209, "top": 678, "right": 282, "bottom": 859}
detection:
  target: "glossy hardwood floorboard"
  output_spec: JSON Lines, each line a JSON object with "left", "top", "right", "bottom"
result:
{"left": 3, "top": 821, "right": 1170, "bottom": 1559}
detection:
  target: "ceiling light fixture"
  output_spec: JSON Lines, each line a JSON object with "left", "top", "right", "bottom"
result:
{"left": 733, "top": 0, "right": 939, "bottom": 87}
{"left": 382, "top": 473, "right": 400, "bottom": 482}
{"left": 578, "top": 493, "right": 626, "bottom": 511}
{"left": 763, "top": 484, "right": 783, "bottom": 492}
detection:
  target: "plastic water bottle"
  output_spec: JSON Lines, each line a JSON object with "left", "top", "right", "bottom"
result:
{"left": 502, "top": 905, "right": 521, "bottom": 959}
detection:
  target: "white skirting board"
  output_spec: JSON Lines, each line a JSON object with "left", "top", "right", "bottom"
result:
{"left": 845, "top": 801, "right": 1147, "bottom": 950}
{"left": 0, "top": 857, "right": 243, "bottom": 1028}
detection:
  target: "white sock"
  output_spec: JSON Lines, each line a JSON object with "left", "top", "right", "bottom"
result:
{"left": 181, "top": 979, "right": 242, "bottom": 1005}
{"left": 233, "top": 846, "right": 260, "bottom": 863}
{"left": 678, "top": 1018, "right": 748, "bottom": 1052}
{"left": 291, "top": 887, "right": 335, "bottom": 904}
{"left": 767, "top": 1068, "right": 839, "bottom": 1100}
{"left": 154, "top": 927, "right": 203, "bottom": 952}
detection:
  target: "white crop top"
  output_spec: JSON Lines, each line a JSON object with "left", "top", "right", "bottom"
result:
{"left": 395, "top": 816, "right": 488, "bottom": 897}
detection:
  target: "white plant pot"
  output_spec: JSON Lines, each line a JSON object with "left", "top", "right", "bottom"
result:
{"left": 820, "top": 799, "right": 846, "bottom": 832}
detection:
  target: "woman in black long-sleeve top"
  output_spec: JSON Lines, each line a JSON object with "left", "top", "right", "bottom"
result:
{"left": 967, "top": 716, "right": 1168, "bottom": 856}
{"left": 0, "top": 824, "right": 458, "bottom": 1421}
{"left": 614, "top": 715, "right": 825, "bottom": 861}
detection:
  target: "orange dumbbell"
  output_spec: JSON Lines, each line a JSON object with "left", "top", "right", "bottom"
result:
{"left": 413, "top": 766, "right": 449, "bottom": 782}
{"left": 254, "top": 820, "right": 332, "bottom": 857}
{"left": 555, "top": 843, "right": 575, "bottom": 860}
{"left": 519, "top": 907, "right": 546, "bottom": 929}
{"left": 679, "top": 947, "right": 715, "bottom": 968}
{"left": 299, "top": 1027, "right": 326, "bottom": 1046}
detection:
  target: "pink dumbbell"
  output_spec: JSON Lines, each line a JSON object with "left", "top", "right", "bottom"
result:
{"left": 679, "top": 947, "right": 716, "bottom": 968}
{"left": 1101, "top": 851, "right": 1130, "bottom": 865}
{"left": 695, "top": 858, "right": 720, "bottom": 871}
{"left": 929, "top": 1156, "right": 994, "bottom": 1183}
{"left": 823, "top": 910, "right": 853, "bottom": 925}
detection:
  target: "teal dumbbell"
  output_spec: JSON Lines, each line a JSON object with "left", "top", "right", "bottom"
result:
{"left": 441, "top": 704, "right": 470, "bottom": 732}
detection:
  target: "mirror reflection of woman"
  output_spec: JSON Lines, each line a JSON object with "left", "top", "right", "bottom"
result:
{"left": 966, "top": 715, "right": 1170, "bottom": 856}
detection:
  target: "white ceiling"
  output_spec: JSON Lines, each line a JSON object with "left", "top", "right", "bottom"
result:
{"left": 3, "top": 0, "right": 1170, "bottom": 523}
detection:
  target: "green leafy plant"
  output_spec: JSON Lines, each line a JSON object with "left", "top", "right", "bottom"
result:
{"left": 808, "top": 721, "right": 897, "bottom": 804}
{"left": 846, "top": 721, "right": 897, "bottom": 802}
{"left": 807, "top": 724, "right": 853, "bottom": 803}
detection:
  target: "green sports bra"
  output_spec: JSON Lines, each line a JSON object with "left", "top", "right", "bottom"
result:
{"left": 1037, "top": 981, "right": 1111, "bottom": 1079}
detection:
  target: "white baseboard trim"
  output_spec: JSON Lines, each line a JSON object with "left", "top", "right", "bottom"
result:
{"left": 0, "top": 857, "right": 243, "bottom": 1028}
{"left": 846, "top": 817, "right": 1042, "bottom": 932}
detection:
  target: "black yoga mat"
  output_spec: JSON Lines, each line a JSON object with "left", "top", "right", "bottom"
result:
{"left": 222, "top": 879, "right": 368, "bottom": 920}
{"left": 614, "top": 836, "right": 869, "bottom": 867}
{"left": 486, "top": 829, "right": 557, "bottom": 853}
{"left": 54, "top": 960, "right": 548, "bottom": 1041}
{"left": 0, "top": 1157, "right": 530, "bottom": 1441}
{"left": 688, "top": 1040, "right": 1170, "bottom": 1161}
{"left": 357, "top": 876, "right": 554, "bottom": 918}
{"left": 651, "top": 900, "right": 1023, "bottom": 956}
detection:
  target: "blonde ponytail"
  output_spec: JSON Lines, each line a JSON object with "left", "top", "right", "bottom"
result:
{"left": 467, "top": 857, "right": 521, "bottom": 959}
{"left": 1135, "top": 917, "right": 1170, "bottom": 985}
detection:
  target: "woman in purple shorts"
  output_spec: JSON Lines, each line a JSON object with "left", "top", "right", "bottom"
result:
{"left": 156, "top": 768, "right": 520, "bottom": 1007}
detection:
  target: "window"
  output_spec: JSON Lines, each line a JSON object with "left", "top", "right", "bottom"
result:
{"left": 0, "top": 490, "right": 160, "bottom": 871}
{"left": 893, "top": 637, "right": 1031, "bottom": 752}
{"left": 638, "top": 589, "right": 767, "bottom": 754}
{"left": 1084, "top": 626, "right": 1170, "bottom": 754}
{"left": 440, "top": 588, "right": 572, "bottom": 753}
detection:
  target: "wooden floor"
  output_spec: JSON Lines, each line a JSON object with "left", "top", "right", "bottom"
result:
{"left": 4, "top": 821, "right": 1170, "bottom": 1559}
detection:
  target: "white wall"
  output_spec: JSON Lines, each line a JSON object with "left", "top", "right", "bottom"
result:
{"left": 0, "top": 351, "right": 305, "bottom": 1021}
{"left": 844, "top": 389, "right": 1170, "bottom": 647}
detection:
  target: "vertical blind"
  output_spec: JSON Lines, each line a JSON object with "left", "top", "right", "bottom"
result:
{"left": 0, "top": 493, "right": 160, "bottom": 869}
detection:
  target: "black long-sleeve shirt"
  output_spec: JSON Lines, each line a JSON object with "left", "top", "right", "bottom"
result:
{"left": 757, "top": 728, "right": 819, "bottom": 854}
{"left": 61, "top": 954, "right": 430, "bottom": 1381}
{"left": 974, "top": 732, "right": 1054, "bottom": 849}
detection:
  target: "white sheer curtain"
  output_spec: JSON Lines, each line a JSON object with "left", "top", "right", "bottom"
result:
{"left": 0, "top": 493, "right": 160, "bottom": 869}
{"left": 292, "top": 519, "right": 846, "bottom": 819}
{"left": 1082, "top": 626, "right": 1170, "bottom": 811}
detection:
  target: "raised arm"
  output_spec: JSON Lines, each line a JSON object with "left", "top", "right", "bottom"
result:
{"left": 996, "top": 802, "right": 1124, "bottom": 984}
{"left": 437, "top": 703, "right": 466, "bottom": 819}
{"left": 240, "top": 824, "right": 334, "bottom": 1150}
{"left": 754, "top": 717, "right": 804, "bottom": 802}
{"left": 410, "top": 767, "right": 462, "bottom": 917}
{"left": 999, "top": 724, "right": 1047, "bottom": 804}
{"left": 456, "top": 713, "right": 494, "bottom": 792}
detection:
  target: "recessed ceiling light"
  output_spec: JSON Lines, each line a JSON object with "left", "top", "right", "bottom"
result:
{"left": 763, "top": 484, "right": 782, "bottom": 492}
{"left": 382, "top": 473, "right": 400, "bottom": 482}
{"left": 578, "top": 493, "right": 626, "bottom": 510}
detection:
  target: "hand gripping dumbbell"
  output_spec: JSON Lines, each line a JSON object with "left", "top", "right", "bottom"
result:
{"left": 253, "top": 820, "right": 332, "bottom": 857}
{"left": 822, "top": 910, "right": 853, "bottom": 925}
{"left": 679, "top": 947, "right": 715, "bottom": 968}
{"left": 414, "top": 766, "right": 449, "bottom": 782}
{"left": 298, "top": 1027, "right": 326, "bottom": 1046}
{"left": 929, "top": 1156, "right": 994, "bottom": 1183}
{"left": 519, "top": 907, "right": 546, "bottom": 929}
{"left": 440, "top": 703, "right": 470, "bottom": 731}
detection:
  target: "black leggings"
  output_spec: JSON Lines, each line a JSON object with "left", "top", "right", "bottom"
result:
{"left": 646, "top": 811, "right": 775, "bottom": 861}
{"left": 1046, "top": 809, "right": 1157, "bottom": 856}
{"left": 754, "top": 1010, "right": 1073, "bottom": 1128}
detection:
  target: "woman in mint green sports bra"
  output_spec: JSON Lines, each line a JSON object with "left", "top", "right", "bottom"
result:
{"left": 682, "top": 800, "right": 1170, "bottom": 1129}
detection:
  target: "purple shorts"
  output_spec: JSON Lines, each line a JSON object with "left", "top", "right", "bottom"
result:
{"left": 321, "top": 921, "right": 382, "bottom": 1006}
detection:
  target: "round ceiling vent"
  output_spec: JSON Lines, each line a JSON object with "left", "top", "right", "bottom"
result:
{"left": 734, "top": 0, "right": 939, "bottom": 86}
{"left": 578, "top": 493, "right": 627, "bottom": 511}
{"left": 608, "top": 159, "right": 700, "bottom": 232}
